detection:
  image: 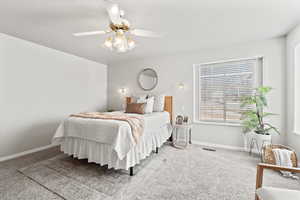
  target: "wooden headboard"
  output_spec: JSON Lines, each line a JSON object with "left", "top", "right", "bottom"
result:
{"left": 126, "top": 96, "right": 173, "bottom": 122}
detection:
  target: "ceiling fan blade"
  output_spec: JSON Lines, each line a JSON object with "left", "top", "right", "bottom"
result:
{"left": 73, "top": 30, "right": 107, "bottom": 37}
{"left": 130, "top": 29, "right": 163, "bottom": 38}
{"left": 106, "top": 3, "right": 122, "bottom": 25}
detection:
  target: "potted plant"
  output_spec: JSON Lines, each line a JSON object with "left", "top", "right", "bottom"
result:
{"left": 241, "top": 86, "right": 280, "bottom": 151}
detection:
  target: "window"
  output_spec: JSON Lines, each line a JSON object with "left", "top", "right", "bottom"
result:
{"left": 194, "top": 58, "right": 262, "bottom": 124}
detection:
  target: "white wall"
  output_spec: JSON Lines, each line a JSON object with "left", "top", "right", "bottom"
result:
{"left": 108, "top": 38, "right": 286, "bottom": 148}
{"left": 294, "top": 46, "right": 300, "bottom": 134}
{"left": 0, "top": 33, "right": 107, "bottom": 158}
{"left": 286, "top": 25, "right": 300, "bottom": 154}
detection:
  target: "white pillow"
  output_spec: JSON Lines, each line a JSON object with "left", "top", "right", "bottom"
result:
{"left": 137, "top": 96, "right": 154, "bottom": 113}
{"left": 132, "top": 94, "right": 148, "bottom": 103}
{"left": 153, "top": 95, "right": 165, "bottom": 112}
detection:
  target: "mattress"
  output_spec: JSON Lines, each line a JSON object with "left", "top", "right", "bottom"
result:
{"left": 52, "top": 111, "right": 172, "bottom": 169}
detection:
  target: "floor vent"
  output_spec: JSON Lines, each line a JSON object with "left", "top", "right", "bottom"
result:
{"left": 202, "top": 147, "right": 216, "bottom": 152}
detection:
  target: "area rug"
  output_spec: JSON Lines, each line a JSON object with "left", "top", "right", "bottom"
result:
{"left": 17, "top": 144, "right": 300, "bottom": 200}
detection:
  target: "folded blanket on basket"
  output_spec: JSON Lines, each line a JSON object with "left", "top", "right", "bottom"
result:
{"left": 70, "top": 112, "right": 144, "bottom": 144}
{"left": 272, "top": 148, "right": 299, "bottom": 179}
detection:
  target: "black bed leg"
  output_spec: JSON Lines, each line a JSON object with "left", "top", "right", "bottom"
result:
{"left": 155, "top": 147, "right": 159, "bottom": 154}
{"left": 129, "top": 167, "right": 133, "bottom": 176}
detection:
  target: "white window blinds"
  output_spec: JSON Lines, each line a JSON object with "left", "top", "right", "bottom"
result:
{"left": 195, "top": 58, "right": 261, "bottom": 124}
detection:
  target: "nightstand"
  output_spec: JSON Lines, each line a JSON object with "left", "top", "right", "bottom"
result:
{"left": 172, "top": 124, "right": 192, "bottom": 149}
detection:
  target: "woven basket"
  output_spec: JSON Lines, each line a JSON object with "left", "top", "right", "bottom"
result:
{"left": 262, "top": 144, "right": 298, "bottom": 167}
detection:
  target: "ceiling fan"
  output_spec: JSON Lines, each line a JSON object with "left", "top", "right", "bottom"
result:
{"left": 73, "top": 2, "right": 163, "bottom": 53}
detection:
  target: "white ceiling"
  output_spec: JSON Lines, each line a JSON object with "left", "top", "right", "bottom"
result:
{"left": 1, "top": 0, "right": 300, "bottom": 65}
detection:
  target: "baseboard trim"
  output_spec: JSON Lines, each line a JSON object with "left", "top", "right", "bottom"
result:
{"left": 192, "top": 141, "right": 246, "bottom": 151}
{"left": 0, "top": 144, "right": 59, "bottom": 162}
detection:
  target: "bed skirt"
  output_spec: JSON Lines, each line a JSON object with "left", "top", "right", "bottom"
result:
{"left": 53, "top": 124, "right": 172, "bottom": 170}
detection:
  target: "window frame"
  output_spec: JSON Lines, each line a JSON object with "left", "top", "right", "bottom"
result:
{"left": 193, "top": 57, "right": 263, "bottom": 126}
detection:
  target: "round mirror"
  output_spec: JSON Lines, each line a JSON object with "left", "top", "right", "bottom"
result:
{"left": 138, "top": 68, "right": 158, "bottom": 91}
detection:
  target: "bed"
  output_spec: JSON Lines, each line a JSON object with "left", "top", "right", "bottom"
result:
{"left": 52, "top": 96, "right": 173, "bottom": 175}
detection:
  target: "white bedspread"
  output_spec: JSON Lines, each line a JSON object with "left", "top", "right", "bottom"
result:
{"left": 53, "top": 111, "right": 170, "bottom": 160}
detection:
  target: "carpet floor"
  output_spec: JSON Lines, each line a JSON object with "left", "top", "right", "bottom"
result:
{"left": 0, "top": 144, "right": 299, "bottom": 200}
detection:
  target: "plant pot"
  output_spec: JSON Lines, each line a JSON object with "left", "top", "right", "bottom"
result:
{"left": 254, "top": 133, "right": 271, "bottom": 152}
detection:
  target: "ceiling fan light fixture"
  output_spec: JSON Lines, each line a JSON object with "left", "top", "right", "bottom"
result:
{"left": 104, "top": 37, "right": 113, "bottom": 48}
{"left": 127, "top": 37, "right": 135, "bottom": 49}
{"left": 74, "top": 3, "right": 162, "bottom": 53}
{"left": 114, "top": 31, "right": 124, "bottom": 46}
{"left": 103, "top": 30, "right": 136, "bottom": 53}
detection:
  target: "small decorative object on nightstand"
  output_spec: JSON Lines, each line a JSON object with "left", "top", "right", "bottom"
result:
{"left": 183, "top": 116, "right": 189, "bottom": 123}
{"left": 175, "top": 115, "right": 184, "bottom": 125}
{"left": 172, "top": 123, "right": 192, "bottom": 149}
